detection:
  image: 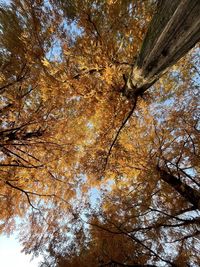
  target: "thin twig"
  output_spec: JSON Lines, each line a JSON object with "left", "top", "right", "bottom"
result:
{"left": 104, "top": 97, "right": 138, "bottom": 171}
{"left": 5, "top": 181, "right": 39, "bottom": 210}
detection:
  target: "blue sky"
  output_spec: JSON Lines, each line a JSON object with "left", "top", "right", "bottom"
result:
{"left": 0, "top": 235, "right": 42, "bottom": 267}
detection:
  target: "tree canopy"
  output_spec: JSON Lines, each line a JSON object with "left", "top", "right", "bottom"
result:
{"left": 0, "top": 0, "right": 199, "bottom": 266}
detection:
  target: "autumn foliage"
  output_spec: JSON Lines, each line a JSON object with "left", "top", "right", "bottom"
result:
{"left": 0, "top": 0, "right": 199, "bottom": 266}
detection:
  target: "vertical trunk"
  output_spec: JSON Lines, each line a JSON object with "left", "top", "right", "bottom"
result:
{"left": 130, "top": 0, "right": 200, "bottom": 94}
{"left": 158, "top": 167, "right": 200, "bottom": 210}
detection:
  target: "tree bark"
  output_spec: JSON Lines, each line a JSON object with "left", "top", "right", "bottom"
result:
{"left": 129, "top": 0, "right": 200, "bottom": 96}
{"left": 157, "top": 167, "right": 200, "bottom": 210}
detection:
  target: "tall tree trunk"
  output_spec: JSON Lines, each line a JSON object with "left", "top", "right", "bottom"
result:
{"left": 158, "top": 167, "right": 200, "bottom": 210}
{"left": 125, "top": 0, "right": 200, "bottom": 98}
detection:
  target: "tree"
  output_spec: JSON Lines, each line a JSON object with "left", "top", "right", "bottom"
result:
{"left": 39, "top": 81, "right": 200, "bottom": 266}
{"left": 0, "top": 0, "right": 199, "bottom": 266}
{"left": 131, "top": 0, "right": 200, "bottom": 91}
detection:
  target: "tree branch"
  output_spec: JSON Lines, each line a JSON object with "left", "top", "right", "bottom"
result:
{"left": 157, "top": 167, "right": 200, "bottom": 209}
{"left": 5, "top": 180, "right": 39, "bottom": 210}
{"left": 104, "top": 97, "right": 138, "bottom": 172}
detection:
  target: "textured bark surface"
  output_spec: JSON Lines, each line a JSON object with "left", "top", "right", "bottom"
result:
{"left": 130, "top": 0, "right": 200, "bottom": 95}
{"left": 158, "top": 168, "right": 200, "bottom": 210}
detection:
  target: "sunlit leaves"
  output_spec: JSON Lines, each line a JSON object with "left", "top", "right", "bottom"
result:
{"left": 0, "top": 0, "right": 199, "bottom": 266}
